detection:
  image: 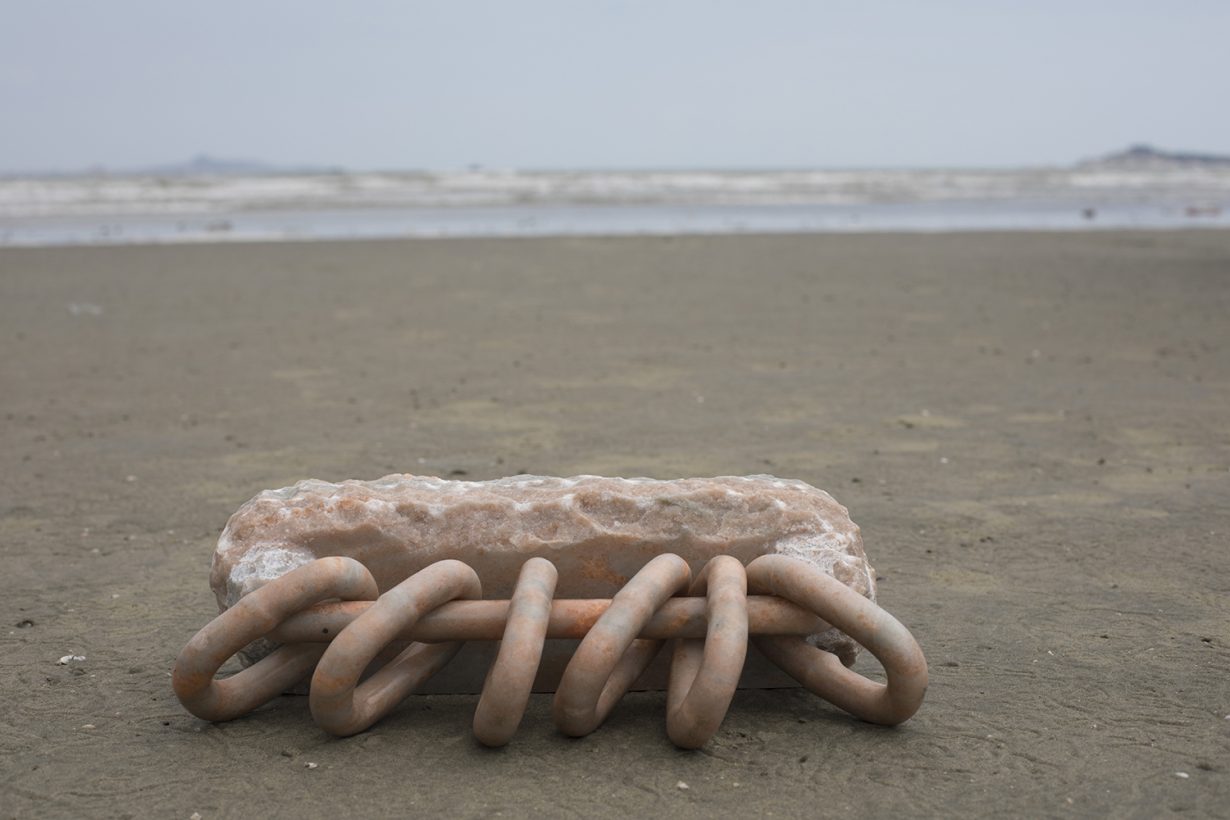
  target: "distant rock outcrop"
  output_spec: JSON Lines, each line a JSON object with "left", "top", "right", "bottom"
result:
{"left": 140, "top": 154, "right": 340, "bottom": 176}
{"left": 1080, "top": 144, "right": 1230, "bottom": 170}
{"left": 2, "top": 154, "right": 340, "bottom": 179}
{"left": 144, "top": 154, "right": 280, "bottom": 175}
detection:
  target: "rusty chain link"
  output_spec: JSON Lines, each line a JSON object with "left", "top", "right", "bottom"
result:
{"left": 173, "top": 554, "right": 927, "bottom": 748}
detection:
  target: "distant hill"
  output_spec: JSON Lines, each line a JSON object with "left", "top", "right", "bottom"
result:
{"left": 137, "top": 154, "right": 342, "bottom": 176}
{"left": 1, "top": 154, "right": 340, "bottom": 179}
{"left": 1080, "top": 144, "right": 1230, "bottom": 170}
{"left": 142, "top": 154, "right": 283, "bottom": 175}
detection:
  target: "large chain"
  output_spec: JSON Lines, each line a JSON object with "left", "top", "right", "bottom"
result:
{"left": 173, "top": 554, "right": 927, "bottom": 748}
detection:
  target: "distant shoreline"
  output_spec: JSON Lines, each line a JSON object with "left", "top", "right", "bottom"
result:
{"left": 6, "top": 143, "right": 1229, "bottom": 180}
{"left": 2, "top": 164, "right": 1227, "bottom": 247}
{"left": 2, "top": 200, "right": 1227, "bottom": 249}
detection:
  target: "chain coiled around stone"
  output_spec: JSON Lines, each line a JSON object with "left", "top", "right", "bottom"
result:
{"left": 172, "top": 554, "right": 927, "bottom": 748}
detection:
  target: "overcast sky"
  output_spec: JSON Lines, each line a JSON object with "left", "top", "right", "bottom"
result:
{"left": 2, "top": 1, "right": 1227, "bottom": 172}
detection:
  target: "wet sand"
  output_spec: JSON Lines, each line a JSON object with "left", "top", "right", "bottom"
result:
{"left": 2, "top": 231, "right": 1228, "bottom": 817}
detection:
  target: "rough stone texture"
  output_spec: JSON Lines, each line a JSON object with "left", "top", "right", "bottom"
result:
{"left": 212, "top": 474, "right": 876, "bottom": 688}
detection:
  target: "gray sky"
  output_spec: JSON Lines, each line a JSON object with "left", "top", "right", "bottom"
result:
{"left": 2, "top": 0, "right": 1227, "bottom": 172}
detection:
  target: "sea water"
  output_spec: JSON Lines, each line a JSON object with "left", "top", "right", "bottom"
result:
{"left": 2, "top": 167, "right": 1227, "bottom": 246}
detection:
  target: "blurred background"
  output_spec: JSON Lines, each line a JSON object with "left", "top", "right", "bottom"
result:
{"left": 2, "top": 0, "right": 1228, "bottom": 243}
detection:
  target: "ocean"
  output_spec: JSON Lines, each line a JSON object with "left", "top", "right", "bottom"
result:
{"left": 2, "top": 166, "right": 1227, "bottom": 246}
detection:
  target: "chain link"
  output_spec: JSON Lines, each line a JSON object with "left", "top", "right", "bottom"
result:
{"left": 174, "top": 554, "right": 927, "bottom": 748}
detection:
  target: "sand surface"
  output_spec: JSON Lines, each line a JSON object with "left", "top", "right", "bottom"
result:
{"left": 2, "top": 231, "right": 1228, "bottom": 818}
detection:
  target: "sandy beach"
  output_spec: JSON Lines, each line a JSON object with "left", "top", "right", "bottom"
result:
{"left": 2, "top": 230, "right": 1228, "bottom": 817}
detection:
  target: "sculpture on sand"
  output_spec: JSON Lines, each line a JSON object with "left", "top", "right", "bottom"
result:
{"left": 173, "top": 475, "right": 927, "bottom": 748}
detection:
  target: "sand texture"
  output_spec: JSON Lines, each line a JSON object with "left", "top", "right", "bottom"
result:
{"left": 2, "top": 230, "right": 1229, "bottom": 817}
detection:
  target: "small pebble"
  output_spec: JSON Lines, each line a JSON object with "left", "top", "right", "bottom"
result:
{"left": 676, "top": 781, "right": 689, "bottom": 790}
{"left": 1175, "top": 771, "right": 1189, "bottom": 779}
{"left": 304, "top": 762, "right": 318, "bottom": 770}
{"left": 57, "top": 655, "right": 86, "bottom": 665}
{"left": 81, "top": 724, "right": 95, "bottom": 729}
{"left": 190, "top": 813, "right": 202, "bottom": 820}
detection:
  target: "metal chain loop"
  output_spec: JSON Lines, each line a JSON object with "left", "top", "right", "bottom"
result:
{"left": 309, "top": 559, "right": 481, "bottom": 736}
{"left": 745, "top": 554, "right": 928, "bottom": 726}
{"left": 173, "top": 552, "right": 928, "bottom": 746}
{"left": 473, "top": 557, "right": 558, "bottom": 747}
{"left": 172, "top": 556, "right": 378, "bottom": 722}
{"left": 665, "top": 556, "right": 748, "bottom": 748}
{"left": 552, "top": 553, "right": 692, "bottom": 737}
